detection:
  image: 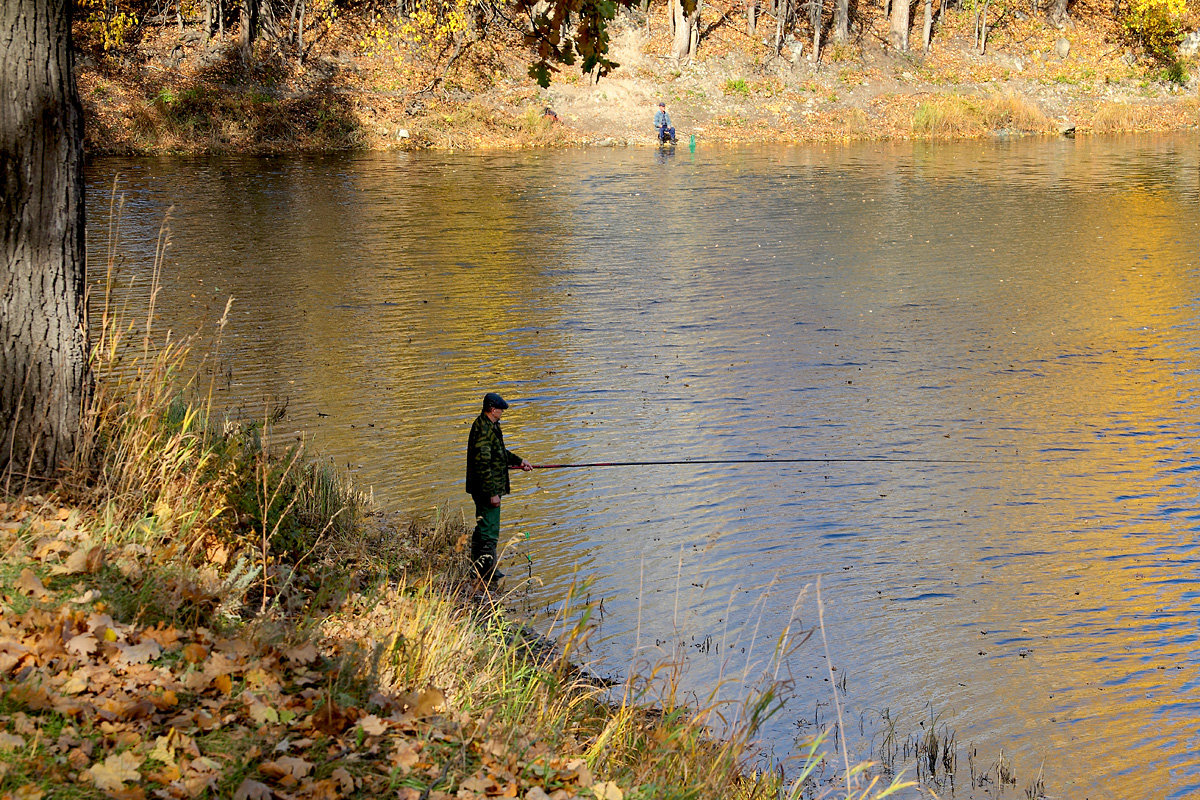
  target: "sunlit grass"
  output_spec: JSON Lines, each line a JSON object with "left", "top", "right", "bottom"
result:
{"left": 912, "top": 91, "right": 1048, "bottom": 136}
{"left": 912, "top": 94, "right": 982, "bottom": 136}
{"left": 1089, "top": 101, "right": 1156, "bottom": 131}
{"left": 980, "top": 91, "right": 1049, "bottom": 131}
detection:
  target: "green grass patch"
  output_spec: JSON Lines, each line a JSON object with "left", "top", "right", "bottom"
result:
{"left": 723, "top": 77, "right": 750, "bottom": 96}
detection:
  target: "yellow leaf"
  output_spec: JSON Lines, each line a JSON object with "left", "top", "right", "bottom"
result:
{"left": 150, "top": 734, "right": 177, "bottom": 766}
{"left": 213, "top": 673, "right": 233, "bottom": 695}
{"left": 593, "top": 780, "right": 625, "bottom": 800}
{"left": 86, "top": 750, "right": 143, "bottom": 791}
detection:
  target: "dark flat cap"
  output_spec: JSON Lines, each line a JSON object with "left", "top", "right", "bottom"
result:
{"left": 483, "top": 392, "right": 509, "bottom": 410}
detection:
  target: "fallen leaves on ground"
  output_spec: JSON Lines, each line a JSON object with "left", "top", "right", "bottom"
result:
{"left": 0, "top": 498, "right": 630, "bottom": 800}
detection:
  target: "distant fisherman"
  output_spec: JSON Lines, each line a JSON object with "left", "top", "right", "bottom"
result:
{"left": 465, "top": 392, "right": 532, "bottom": 584}
{"left": 654, "top": 101, "right": 676, "bottom": 144}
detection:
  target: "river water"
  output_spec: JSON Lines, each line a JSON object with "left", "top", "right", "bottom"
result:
{"left": 86, "top": 136, "right": 1200, "bottom": 798}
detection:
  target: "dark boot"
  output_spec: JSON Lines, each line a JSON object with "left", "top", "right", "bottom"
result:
{"left": 474, "top": 551, "right": 504, "bottom": 583}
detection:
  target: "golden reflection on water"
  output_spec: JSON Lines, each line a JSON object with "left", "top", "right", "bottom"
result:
{"left": 88, "top": 136, "right": 1200, "bottom": 798}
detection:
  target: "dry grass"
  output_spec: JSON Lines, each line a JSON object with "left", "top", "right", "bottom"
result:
{"left": 911, "top": 94, "right": 984, "bottom": 137}
{"left": 981, "top": 91, "right": 1050, "bottom": 131}
{"left": 910, "top": 90, "right": 1049, "bottom": 137}
{"left": 1089, "top": 101, "right": 1158, "bottom": 131}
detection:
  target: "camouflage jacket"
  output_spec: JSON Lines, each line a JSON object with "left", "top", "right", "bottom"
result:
{"left": 465, "top": 414, "right": 522, "bottom": 498}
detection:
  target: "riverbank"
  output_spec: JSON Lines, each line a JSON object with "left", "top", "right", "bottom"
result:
{"left": 77, "top": 0, "right": 1199, "bottom": 155}
{"left": 0, "top": 301, "right": 908, "bottom": 798}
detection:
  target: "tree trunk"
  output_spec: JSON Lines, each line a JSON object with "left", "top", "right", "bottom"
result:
{"left": 240, "top": 0, "right": 259, "bottom": 61}
{"left": 297, "top": 0, "right": 306, "bottom": 60}
{"left": 0, "top": 0, "right": 91, "bottom": 482}
{"left": 889, "top": 0, "right": 910, "bottom": 50}
{"left": 1047, "top": 0, "right": 1067, "bottom": 25}
{"left": 747, "top": 0, "right": 756, "bottom": 35}
{"left": 689, "top": 0, "right": 701, "bottom": 58}
{"left": 671, "top": 0, "right": 697, "bottom": 61}
{"left": 922, "top": 0, "right": 933, "bottom": 50}
{"left": 774, "top": 0, "right": 788, "bottom": 53}
{"left": 833, "top": 0, "right": 849, "bottom": 42}
{"left": 974, "top": 0, "right": 988, "bottom": 51}
{"left": 809, "top": 0, "right": 823, "bottom": 61}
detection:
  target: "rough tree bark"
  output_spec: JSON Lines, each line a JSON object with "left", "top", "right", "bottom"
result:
{"left": 889, "top": 0, "right": 910, "bottom": 50}
{"left": 974, "top": 0, "right": 989, "bottom": 52}
{"left": 689, "top": 0, "right": 701, "bottom": 58}
{"left": 240, "top": 0, "right": 259, "bottom": 61}
{"left": 0, "top": 0, "right": 91, "bottom": 481}
{"left": 922, "top": 0, "right": 933, "bottom": 50}
{"left": 1047, "top": 0, "right": 1068, "bottom": 25}
{"left": 833, "top": 0, "right": 849, "bottom": 42}
{"left": 774, "top": 0, "right": 790, "bottom": 53}
{"left": 809, "top": 0, "right": 823, "bottom": 60}
{"left": 671, "top": 0, "right": 699, "bottom": 61}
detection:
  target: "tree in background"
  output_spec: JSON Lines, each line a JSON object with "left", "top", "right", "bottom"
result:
{"left": 1, "top": 0, "right": 92, "bottom": 482}
{"left": 889, "top": 0, "right": 911, "bottom": 49}
{"left": 670, "top": 0, "right": 701, "bottom": 61}
{"left": 833, "top": 0, "right": 850, "bottom": 42}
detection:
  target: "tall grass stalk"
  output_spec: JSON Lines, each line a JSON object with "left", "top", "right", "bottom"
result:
{"left": 73, "top": 190, "right": 364, "bottom": 622}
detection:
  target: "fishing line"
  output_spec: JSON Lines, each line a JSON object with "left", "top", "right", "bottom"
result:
{"left": 518, "top": 456, "right": 1000, "bottom": 469}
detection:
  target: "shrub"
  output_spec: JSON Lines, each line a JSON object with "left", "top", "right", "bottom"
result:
{"left": 77, "top": 0, "right": 138, "bottom": 51}
{"left": 1122, "top": 0, "right": 1187, "bottom": 61}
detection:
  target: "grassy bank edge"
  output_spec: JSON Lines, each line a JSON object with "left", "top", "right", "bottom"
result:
{"left": 79, "top": 83, "right": 1200, "bottom": 156}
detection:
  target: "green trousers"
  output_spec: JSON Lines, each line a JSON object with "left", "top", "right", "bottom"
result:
{"left": 471, "top": 496, "right": 501, "bottom": 579}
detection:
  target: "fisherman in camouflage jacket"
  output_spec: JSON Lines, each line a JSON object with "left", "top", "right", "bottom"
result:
{"left": 465, "top": 392, "right": 531, "bottom": 583}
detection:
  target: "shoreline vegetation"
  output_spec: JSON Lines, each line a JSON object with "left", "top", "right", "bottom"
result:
{"left": 0, "top": 226, "right": 918, "bottom": 797}
{"left": 76, "top": 0, "right": 1200, "bottom": 155}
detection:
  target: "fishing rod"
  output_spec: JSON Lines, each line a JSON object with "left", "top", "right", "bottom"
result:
{"left": 517, "top": 456, "right": 996, "bottom": 469}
